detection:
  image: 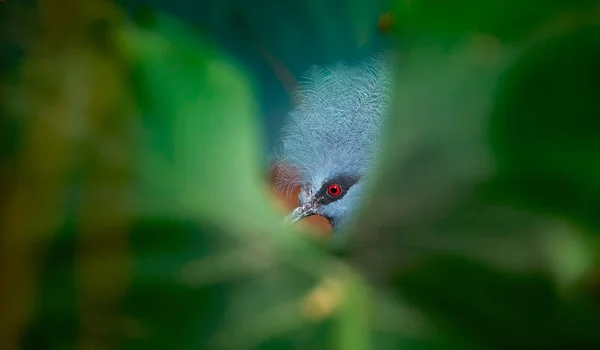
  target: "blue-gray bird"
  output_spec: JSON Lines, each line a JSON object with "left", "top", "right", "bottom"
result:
{"left": 271, "top": 54, "right": 393, "bottom": 232}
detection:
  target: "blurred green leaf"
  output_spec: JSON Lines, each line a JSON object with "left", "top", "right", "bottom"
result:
{"left": 350, "top": 0, "right": 600, "bottom": 348}
{"left": 5, "top": 0, "right": 600, "bottom": 349}
{"left": 393, "top": 257, "right": 600, "bottom": 349}
{"left": 335, "top": 273, "right": 370, "bottom": 350}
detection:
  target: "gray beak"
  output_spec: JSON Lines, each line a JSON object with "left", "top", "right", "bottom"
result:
{"left": 284, "top": 204, "right": 316, "bottom": 225}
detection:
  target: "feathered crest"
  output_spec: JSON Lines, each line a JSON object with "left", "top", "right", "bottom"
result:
{"left": 270, "top": 53, "right": 393, "bottom": 196}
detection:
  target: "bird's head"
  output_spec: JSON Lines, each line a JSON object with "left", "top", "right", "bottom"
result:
{"left": 271, "top": 53, "right": 392, "bottom": 233}
{"left": 285, "top": 173, "right": 364, "bottom": 230}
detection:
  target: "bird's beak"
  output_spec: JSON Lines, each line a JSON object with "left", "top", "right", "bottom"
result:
{"left": 284, "top": 204, "right": 317, "bottom": 225}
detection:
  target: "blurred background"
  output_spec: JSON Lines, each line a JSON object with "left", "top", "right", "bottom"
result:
{"left": 2, "top": 0, "right": 600, "bottom": 349}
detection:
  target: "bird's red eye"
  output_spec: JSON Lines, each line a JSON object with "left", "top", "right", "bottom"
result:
{"left": 327, "top": 184, "right": 341, "bottom": 197}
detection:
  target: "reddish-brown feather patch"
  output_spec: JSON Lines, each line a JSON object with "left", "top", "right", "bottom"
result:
{"left": 268, "top": 165, "right": 332, "bottom": 239}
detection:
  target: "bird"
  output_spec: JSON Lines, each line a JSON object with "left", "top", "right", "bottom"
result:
{"left": 270, "top": 53, "right": 393, "bottom": 234}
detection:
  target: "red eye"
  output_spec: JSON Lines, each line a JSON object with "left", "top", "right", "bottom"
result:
{"left": 327, "top": 184, "right": 341, "bottom": 197}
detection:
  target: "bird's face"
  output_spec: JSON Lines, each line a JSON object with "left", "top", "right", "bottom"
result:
{"left": 285, "top": 174, "right": 363, "bottom": 231}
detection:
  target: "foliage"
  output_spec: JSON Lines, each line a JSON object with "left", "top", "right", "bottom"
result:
{"left": 1, "top": 0, "right": 600, "bottom": 349}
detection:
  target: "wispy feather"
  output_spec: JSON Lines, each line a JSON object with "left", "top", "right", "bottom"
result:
{"left": 270, "top": 53, "right": 393, "bottom": 196}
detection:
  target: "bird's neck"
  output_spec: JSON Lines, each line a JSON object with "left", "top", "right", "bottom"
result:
{"left": 327, "top": 215, "right": 347, "bottom": 232}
